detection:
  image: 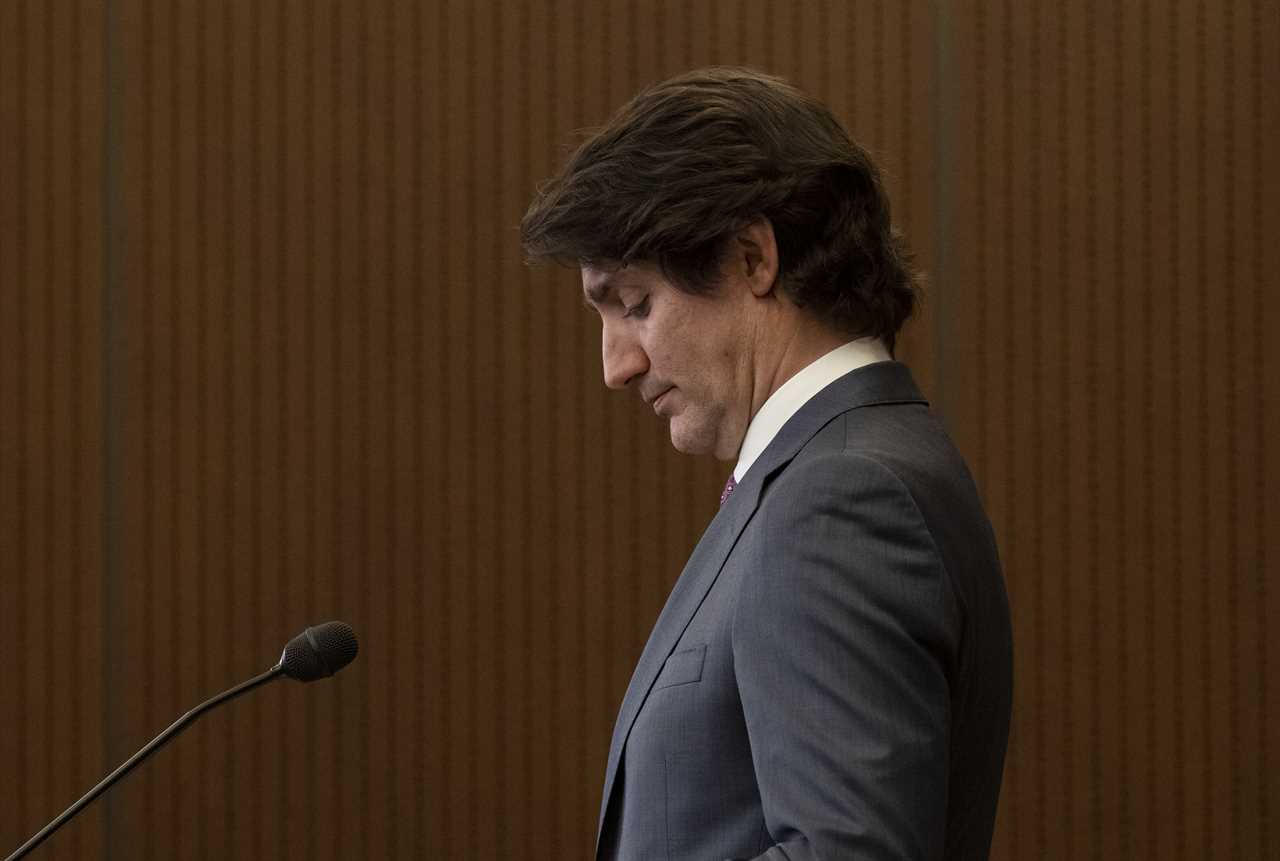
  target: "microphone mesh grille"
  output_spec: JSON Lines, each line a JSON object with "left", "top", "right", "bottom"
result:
{"left": 280, "top": 621, "right": 359, "bottom": 682}
{"left": 311, "top": 621, "right": 359, "bottom": 670}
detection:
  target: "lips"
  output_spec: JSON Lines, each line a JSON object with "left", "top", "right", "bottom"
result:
{"left": 651, "top": 387, "right": 673, "bottom": 412}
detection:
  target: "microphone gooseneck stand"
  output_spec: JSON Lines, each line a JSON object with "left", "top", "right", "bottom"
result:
{"left": 5, "top": 666, "right": 284, "bottom": 861}
{"left": 5, "top": 620, "right": 358, "bottom": 861}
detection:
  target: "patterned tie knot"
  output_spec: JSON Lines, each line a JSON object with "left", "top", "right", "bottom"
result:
{"left": 720, "top": 474, "right": 737, "bottom": 506}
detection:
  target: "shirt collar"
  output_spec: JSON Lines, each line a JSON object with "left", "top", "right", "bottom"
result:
{"left": 732, "top": 337, "right": 893, "bottom": 483}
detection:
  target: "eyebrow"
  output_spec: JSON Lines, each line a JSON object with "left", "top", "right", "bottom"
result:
{"left": 583, "top": 277, "right": 616, "bottom": 307}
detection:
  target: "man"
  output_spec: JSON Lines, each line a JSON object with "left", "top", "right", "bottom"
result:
{"left": 522, "top": 67, "right": 1011, "bottom": 861}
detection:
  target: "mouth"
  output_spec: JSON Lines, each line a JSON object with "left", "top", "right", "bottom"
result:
{"left": 651, "top": 387, "right": 674, "bottom": 412}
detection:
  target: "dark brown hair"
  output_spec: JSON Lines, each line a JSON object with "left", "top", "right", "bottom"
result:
{"left": 521, "top": 66, "right": 920, "bottom": 352}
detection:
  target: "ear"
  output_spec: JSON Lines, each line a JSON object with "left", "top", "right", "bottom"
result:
{"left": 732, "top": 219, "right": 779, "bottom": 298}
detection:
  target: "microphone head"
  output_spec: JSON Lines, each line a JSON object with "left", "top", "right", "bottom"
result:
{"left": 277, "top": 621, "right": 359, "bottom": 682}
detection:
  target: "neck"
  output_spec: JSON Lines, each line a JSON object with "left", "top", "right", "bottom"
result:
{"left": 750, "top": 313, "right": 846, "bottom": 422}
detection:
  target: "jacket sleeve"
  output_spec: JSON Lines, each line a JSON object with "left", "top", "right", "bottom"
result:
{"left": 731, "top": 451, "right": 961, "bottom": 861}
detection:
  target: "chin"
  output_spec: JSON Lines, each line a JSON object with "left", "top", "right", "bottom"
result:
{"left": 668, "top": 435, "right": 709, "bottom": 456}
{"left": 667, "top": 415, "right": 718, "bottom": 457}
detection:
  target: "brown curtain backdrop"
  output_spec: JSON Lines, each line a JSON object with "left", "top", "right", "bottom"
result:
{"left": 1, "top": 2, "right": 1275, "bottom": 859}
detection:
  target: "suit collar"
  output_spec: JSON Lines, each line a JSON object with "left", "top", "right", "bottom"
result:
{"left": 733, "top": 338, "right": 893, "bottom": 481}
{"left": 595, "top": 361, "right": 928, "bottom": 852}
{"left": 738, "top": 359, "right": 927, "bottom": 489}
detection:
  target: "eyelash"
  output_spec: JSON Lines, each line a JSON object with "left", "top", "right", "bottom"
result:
{"left": 622, "top": 296, "right": 650, "bottom": 319}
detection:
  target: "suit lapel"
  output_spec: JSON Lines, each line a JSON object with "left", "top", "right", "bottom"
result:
{"left": 595, "top": 462, "right": 763, "bottom": 842}
{"left": 595, "top": 361, "right": 928, "bottom": 848}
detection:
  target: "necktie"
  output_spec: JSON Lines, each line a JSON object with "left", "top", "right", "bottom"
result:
{"left": 720, "top": 474, "right": 737, "bottom": 506}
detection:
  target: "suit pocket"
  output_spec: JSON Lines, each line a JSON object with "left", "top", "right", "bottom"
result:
{"left": 653, "top": 644, "right": 706, "bottom": 690}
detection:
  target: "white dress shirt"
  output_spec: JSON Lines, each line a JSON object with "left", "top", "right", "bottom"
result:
{"left": 732, "top": 337, "right": 893, "bottom": 483}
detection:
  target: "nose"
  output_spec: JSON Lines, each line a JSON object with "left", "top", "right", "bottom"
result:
{"left": 601, "top": 321, "right": 648, "bottom": 390}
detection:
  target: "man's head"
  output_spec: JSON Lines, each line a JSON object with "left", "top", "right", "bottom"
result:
{"left": 521, "top": 66, "right": 918, "bottom": 459}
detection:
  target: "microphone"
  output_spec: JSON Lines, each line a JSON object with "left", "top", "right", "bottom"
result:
{"left": 5, "top": 621, "right": 359, "bottom": 861}
{"left": 276, "top": 620, "right": 360, "bottom": 681}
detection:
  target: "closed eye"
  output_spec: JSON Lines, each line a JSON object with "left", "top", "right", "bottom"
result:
{"left": 622, "top": 295, "right": 650, "bottom": 319}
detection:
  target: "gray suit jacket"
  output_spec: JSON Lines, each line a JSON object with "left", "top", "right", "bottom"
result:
{"left": 596, "top": 361, "right": 1012, "bottom": 861}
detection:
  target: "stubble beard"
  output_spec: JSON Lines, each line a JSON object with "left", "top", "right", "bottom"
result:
{"left": 667, "top": 400, "right": 730, "bottom": 459}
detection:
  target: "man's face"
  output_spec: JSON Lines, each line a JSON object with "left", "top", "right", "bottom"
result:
{"left": 582, "top": 262, "right": 755, "bottom": 460}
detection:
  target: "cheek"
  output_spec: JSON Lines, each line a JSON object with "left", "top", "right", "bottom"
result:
{"left": 649, "top": 308, "right": 730, "bottom": 394}
{"left": 658, "top": 330, "right": 708, "bottom": 385}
